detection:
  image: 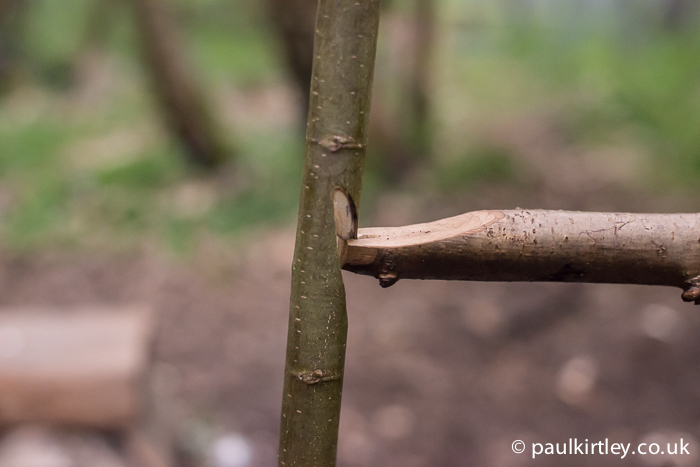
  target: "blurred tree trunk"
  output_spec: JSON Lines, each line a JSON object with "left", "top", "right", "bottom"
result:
{"left": 0, "top": 0, "right": 26, "bottom": 95}
{"left": 410, "top": 0, "right": 433, "bottom": 136}
{"left": 371, "top": 0, "right": 436, "bottom": 183}
{"left": 403, "top": 0, "right": 435, "bottom": 173}
{"left": 663, "top": 0, "right": 698, "bottom": 30}
{"left": 265, "top": 0, "right": 316, "bottom": 121}
{"left": 278, "top": 0, "right": 380, "bottom": 464}
{"left": 368, "top": 98, "right": 419, "bottom": 183}
{"left": 130, "top": 0, "right": 230, "bottom": 168}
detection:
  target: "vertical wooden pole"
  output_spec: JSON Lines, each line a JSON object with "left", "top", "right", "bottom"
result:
{"left": 278, "top": 1, "right": 381, "bottom": 465}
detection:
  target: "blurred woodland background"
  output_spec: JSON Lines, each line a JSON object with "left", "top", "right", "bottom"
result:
{"left": 2, "top": 0, "right": 700, "bottom": 466}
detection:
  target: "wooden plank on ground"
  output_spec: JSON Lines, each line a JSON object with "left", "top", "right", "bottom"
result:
{"left": 0, "top": 307, "right": 153, "bottom": 429}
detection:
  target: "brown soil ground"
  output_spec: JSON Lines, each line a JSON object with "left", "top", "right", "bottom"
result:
{"left": 2, "top": 177, "right": 700, "bottom": 467}
{"left": 3, "top": 116, "right": 700, "bottom": 467}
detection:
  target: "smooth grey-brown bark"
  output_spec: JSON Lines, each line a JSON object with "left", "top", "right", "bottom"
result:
{"left": 131, "top": 0, "right": 230, "bottom": 167}
{"left": 278, "top": 1, "right": 380, "bottom": 465}
{"left": 343, "top": 209, "right": 700, "bottom": 303}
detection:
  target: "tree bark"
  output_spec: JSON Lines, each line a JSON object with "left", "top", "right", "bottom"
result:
{"left": 130, "top": 0, "right": 230, "bottom": 168}
{"left": 278, "top": 1, "right": 380, "bottom": 465}
{"left": 343, "top": 209, "right": 700, "bottom": 303}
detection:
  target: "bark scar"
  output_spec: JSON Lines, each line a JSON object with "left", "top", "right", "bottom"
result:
{"left": 296, "top": 369, "right": 340, "bottom": 385}
{"left": 312, "top": 135, "right": 365, "bottom": 152}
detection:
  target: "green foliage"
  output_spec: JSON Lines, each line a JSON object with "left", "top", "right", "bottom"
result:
{"left": 0, "top": 121, "right": 71, "bottom": 175}
{"left": 188, "top": 25, "right": 280, "bottom": 85}
{"left": 97, "top": 151, "right": 182, "bottom": 188}
{"left": 437, "top": 146, "right": 516, "bottom": 191}
{"left": 20, "top": 0, "right": 92, "bottom": 89}
{"left": 497, "top": 13, "right": 700, "bottom": 183}
{"left": 3, "top": 0, "right": 700, "bottom": 254}
{"left": 207, "top": 188, "right": 296, "bottom": 234}
{"left": 4, "top": 179, "right": 70, "bottom": 249}
{"left": 0, "top": 0, "right": 301, "bottom": 253}
{"left": 440, "top": 3, "right": 700, "bottom": 189}
{"left": 0, "top": 120, "right": 302, "bottom": 252}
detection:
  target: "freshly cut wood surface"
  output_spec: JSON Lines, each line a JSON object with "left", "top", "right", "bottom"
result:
{"left": 344, "top": 209, "right": 700, "bottom": 301}
{"left": 351, "top": 210, "right": 504, "bottom": 247}
{"left": 0, "top": 307, "right": 153, "bottom": 429}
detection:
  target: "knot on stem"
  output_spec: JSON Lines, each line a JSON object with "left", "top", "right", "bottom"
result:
{"left": 297, "top": 369, "right": 340, "bottom": 385}
{"left": 316, "top": 135, "right": 365, "bottom": 152}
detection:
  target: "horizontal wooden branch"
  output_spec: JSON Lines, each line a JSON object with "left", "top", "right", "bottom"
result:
{"left": 342, "top": 209, "right": 700, "bottom": 303}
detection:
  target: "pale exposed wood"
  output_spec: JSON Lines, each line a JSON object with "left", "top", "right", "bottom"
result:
{"left": 0, "top": 307, "right": 153, "bottom": 429}
{"left": 333, "top": 188, "right": 358, "bottom": 242}
{"left": 351, "top": 210, "right": 504, "bottom": 248}
{"left": 333, "top": 187, "right": 358, "bottom": 264}
{"left": 344, "top": 209, "right": 700, "bottom": 302}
